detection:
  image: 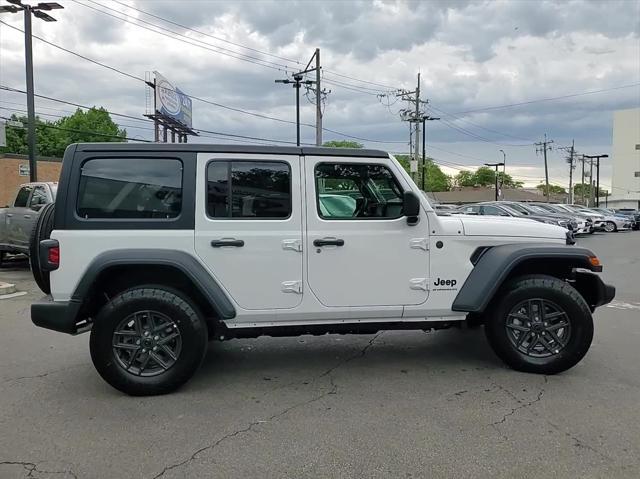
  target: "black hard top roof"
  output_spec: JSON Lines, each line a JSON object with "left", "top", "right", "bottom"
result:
{"left": 74, "top": 143, "right": 389, "bottom": 158}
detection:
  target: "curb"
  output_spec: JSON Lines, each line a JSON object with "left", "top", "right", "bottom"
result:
{"left": 0, "top": 282, "right": 17, "bottom": 295}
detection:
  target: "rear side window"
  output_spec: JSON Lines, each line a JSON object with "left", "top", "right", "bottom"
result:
{"left": 77, "top": 158, "right": 183, "bottom": 219}
{"left": 14, "top": 185, "right": 33, "bottom": 207}
{"left": 206, "top": 161, "right": 291, "bottom": 219}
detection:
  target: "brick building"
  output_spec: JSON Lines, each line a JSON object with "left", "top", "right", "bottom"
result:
{"left": 0, "top": 153, "right": 62, "bottom": 206}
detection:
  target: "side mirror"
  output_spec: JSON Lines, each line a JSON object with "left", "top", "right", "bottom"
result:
{"left": 403, "top": 191, "right": 420, "bottom": 225}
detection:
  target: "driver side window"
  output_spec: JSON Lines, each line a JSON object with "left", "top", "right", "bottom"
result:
{"left": 315, "top": 163, "right": 403, "bottom": 219}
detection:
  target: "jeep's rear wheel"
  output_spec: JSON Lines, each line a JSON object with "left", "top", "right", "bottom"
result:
{"left": 90, "top": 287, "right": 207, "bottom": 396}
{"left": 485, "top": 275, "right": 593, "bottom": 374}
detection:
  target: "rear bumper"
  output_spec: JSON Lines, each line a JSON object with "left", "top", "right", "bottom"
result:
{"left": 31, "top": 296, "right": 85, "bottom": 335}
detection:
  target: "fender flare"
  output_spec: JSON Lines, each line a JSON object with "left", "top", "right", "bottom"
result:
{"left": 451, "top": 244, "right": 602, "bottom": 313}
{"left": 73, "top": 249, "right": 236, "bottom": 320}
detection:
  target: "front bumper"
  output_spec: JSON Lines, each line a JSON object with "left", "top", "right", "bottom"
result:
{"left": 31, "top": 296, "right": 85, "bottom": 335}
{"left": 574, "top": 271, "right": 616, "bottom": 311}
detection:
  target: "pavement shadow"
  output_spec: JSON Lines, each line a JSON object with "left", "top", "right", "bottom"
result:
{"left": 190, "top": 328, "right": 504, "bottom": 391}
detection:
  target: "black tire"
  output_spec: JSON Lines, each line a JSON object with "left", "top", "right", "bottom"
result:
{"left": 29, "top": 202, "right": 55, "bottom": 294}
{"left": 90, "top": 287, "right": 208, "bottom": 396}
{"left": 484, "top": 275, "right": 593, "bottom": 375}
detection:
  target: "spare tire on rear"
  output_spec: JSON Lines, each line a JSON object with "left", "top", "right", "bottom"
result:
{"left": 29, "top": 202, "right": 56, "bottom": 294}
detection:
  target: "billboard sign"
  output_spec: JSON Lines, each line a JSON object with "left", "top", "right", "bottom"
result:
{"left": 154, "top": 71, "right": 193, "bottom": 128}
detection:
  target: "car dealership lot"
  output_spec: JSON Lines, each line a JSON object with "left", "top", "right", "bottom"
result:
{"left": 1, "top": 233, "right": 639, "bottom": 478}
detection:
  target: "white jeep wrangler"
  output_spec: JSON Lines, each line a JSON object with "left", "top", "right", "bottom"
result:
{"left": 30, "top": 143, "right": 615, "bottom": 395}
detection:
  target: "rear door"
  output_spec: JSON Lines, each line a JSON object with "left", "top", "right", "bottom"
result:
{"left": 194, "top": 153, "right": 303, "bottom": 311}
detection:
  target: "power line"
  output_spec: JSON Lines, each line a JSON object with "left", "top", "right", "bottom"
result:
{"left": 107, "top": 0, "right": 399, "bottom": 92}
{"left": 427, "top": 103, "right": 536, "bottom": 143}
{"left": 109, "top": 0, "right": 303, "bottom": 67}
{"left": 437, "top": 117, "right": 532, "bottom": 147}
{"left": 0, "top": 85, "right": 315, "bottom": 145}
{"left": 1, "top": 22, "right": 402, "bottom": 144}
{"left": 455, "top": 82, "right": 640, "bottom": 114}
{"left": 73, "top": 0, "right": 293, "bottom": 72}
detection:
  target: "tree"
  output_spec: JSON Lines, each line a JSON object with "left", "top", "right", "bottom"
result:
{"left": 394, "top": 155, "right": 451, "bottom": 191}
{"left": 322, "top": 140, "right": 363, "bottom": 149}
{"left": 453, "top": 167, "right": 522, "bottom": 188}
{"left": 573, "top": 183, "right": 607, "bottom": 201}
{"left": 0, "top": 107, "right": 126, "bottom": 158}
{"left": 536, "top": 183, "right": 567, "bottom": 196}
{"left": 454, "top": 170, "right": 475, "bottom": 187}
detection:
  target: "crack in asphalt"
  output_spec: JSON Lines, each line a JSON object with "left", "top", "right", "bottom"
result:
{"left": 488, "top": 377, "right": 611, "bottom": 461}
{"left": 3, "top": 365, "right": 83, "bottom": 384}
{"left": 0, "top": 460, "right": 78, "bottom": 478}
{"left": 151, "top": 332, "right": 383, "bottom": 479}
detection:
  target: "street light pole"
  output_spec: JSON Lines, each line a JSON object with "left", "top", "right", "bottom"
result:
{"left": 276, "top": 73, "right": 314, "bottom": 146}
{"left": 583, "top": 154, "right": 609, "bottom": 207}
{"left": 1, "top": 1, "right": 64, "bottom": 182}
{"left": 499, "top": 149, "right": 506, "bottom": 199}
{"left": 485, "top": 162, "right": 505, "bottom": 201}
{"left": 420, "top": 115, "right": 439, "bottom": 191}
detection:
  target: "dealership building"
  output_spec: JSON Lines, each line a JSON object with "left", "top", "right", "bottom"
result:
{"left": 605, "top": 108, "right": 640, "bottom": 209}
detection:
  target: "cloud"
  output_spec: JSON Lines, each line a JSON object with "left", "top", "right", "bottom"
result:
{"left": 0, "top": 0, "right": 638, "bottom": 188}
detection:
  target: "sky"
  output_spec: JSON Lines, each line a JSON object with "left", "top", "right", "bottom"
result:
{"left": 1, "top": 0, "right": 639, "bottom": 191}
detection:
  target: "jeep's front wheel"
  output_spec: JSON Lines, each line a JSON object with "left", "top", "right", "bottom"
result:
{"left": 90, "top": 287, "right": 207, "bottom": 396}
{"left": 484, "top": 275, "right": 593, "bottom": 375}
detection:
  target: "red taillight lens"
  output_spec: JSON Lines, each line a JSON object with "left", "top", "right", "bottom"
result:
{"left": 48, "top": 246, "right": 59, "bottom": 266}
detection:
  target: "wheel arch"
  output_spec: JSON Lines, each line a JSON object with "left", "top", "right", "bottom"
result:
{"left": 452, "top": 244, "right": 606, "bottom": 313}
{"left": 73, "top": 249, "right": 236, "bottom": 327}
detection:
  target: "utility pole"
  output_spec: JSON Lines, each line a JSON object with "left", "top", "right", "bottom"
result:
{"left": 275, "top": 49, "right": 325, "bottom": 147}
{"left": 535, "top": 134, "right": 554, "bottom": 202}
{"left": 415, "top": 73, "right": 421, "bottom": 183}
{"left": 397, "top": 74, "right": 432, "bottom": 185}
{"left": 315, "top": 48, "right": 322, "bottom": 146}
{"left": 484, "top": 162, "right": 505, "bottom": 201}
{"left": 1, "top": 0, "right": 64, "bottom": 182}
{"left": 583, "top": 154, "right": 609, "bottom": 207}
{"left": 559, "top": 140, "right": 576, "bottom": 204}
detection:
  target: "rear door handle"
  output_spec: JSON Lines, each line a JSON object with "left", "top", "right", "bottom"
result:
{"left": 24, "top": 214, "right": 31, "bottom": 219}
{"left": 313, "top": 238, "right": 345, "bottom": 247}
{"left": 7, "top": 214, "right": 13, "bottom": 218}
{"left": 211, "top": 238, "right": 244, "bottom": 248}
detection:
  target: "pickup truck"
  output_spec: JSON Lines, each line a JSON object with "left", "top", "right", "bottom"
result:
{"left": 0, "top": 182, "right": 57, "bottom": 263}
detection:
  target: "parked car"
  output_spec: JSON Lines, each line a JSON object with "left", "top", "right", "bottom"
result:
{"left": 553, "top": 204, "right": 605, "bottom": 231}
{"left": 615, "top": 208, "right": 640, "bottom": 230}
{"left": 458, "top": 202, "right": 576, "bottom": 236}
{"left": 578, "top": 208, "right": 632, "bottom": 232}
{"left": 594, "top": 208, "right": 639, "bottom": 231}
{"left": 29, "top": 143, "right": 614, "bottom": 395}
{"left": 490, "top": 201, "right": 580, "bottom": 232}
{"left": 527, "top": 202, "right": 593, "bottom": 235}
{"left": 0, "top": 182, "right": 57, "bottom": 264}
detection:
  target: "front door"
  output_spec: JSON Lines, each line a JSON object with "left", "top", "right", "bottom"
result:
{"left": 305, "top": 156, "right": 429, "bottom": 308}
{"left": 194, "top": 153, "right": 303, "bottom": 311}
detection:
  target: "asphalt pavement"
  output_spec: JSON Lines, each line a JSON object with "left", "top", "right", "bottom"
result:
{"left": 1, "top": 232, "right": 639, "bottom": 478}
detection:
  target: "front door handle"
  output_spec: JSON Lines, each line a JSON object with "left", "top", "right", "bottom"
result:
{"left": 24, "top": 214, "right": 31, "bottom": 219}
{"left": 211, "top": 239, "right": 245, "bottom": 248}
{"left": 313, "top": 238, "right": 345, "bottom": 247}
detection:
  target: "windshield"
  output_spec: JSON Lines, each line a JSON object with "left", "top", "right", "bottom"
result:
{"left": 505, "top": 203, "right": 530, "bottom": 214}
{"left": 500, "top": 205, "right": 523, "bottom": 216}
{"left": 528, "top": 205, "right": 552, "bottom": 215}
{"left": 533, "top": 203, "right": 558, "bottom": 213}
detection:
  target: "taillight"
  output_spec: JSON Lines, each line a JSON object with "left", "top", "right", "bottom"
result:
{"left": 39, "top": 239, "right": 59, "bottom": 271}
{"left": 48, "top": 246, "right": 60, "bottom": 266}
